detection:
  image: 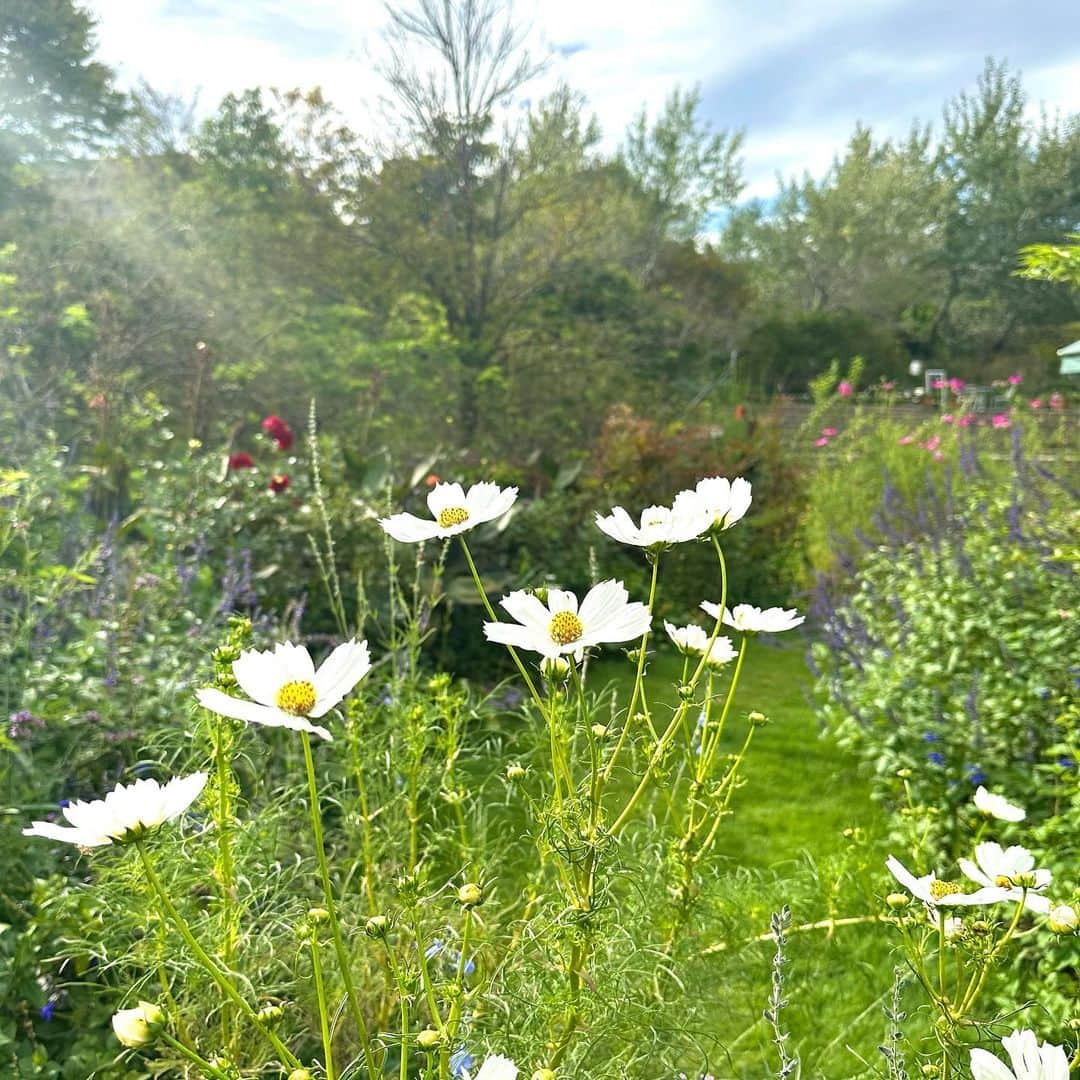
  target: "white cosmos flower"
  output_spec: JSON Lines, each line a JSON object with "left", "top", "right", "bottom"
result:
{"left": 958, "top": 843, "right": 1052, "bottom": 914}
{"left": 595, "top": 501, "right": 710, "bottom": 548}
{"left": 471, "top": 1056, "right": 518, "bottom": 1080}
{"left": 379, "top": 481, "right": 517, "bottom": 543}
{"left": 197, "top": 640, "right": 370, "bottom": 742}
{"left": 23, "top": 773, "right": 207, "bottom": 848}
{"left": 970, "top": 1029, "right": 1070, "bottom": 1080}
{"left": 700, "top": 601, "right": 805, "bottom": 634}
{"left": 886, "top": 855, "right": 1008, "bottom": 908}
{"left": 973, "top": 785, "right": 1026, "bottom": 822}
{"left": 663, "top": 621, "right": 737, "bottom": 668}
{"left": 483, "top": 580, "right": 651, "bottom": 661}
{"left": 673, "top": 475, "right": 752, "bottom": 530}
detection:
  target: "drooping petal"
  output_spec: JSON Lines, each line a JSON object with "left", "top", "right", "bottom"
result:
{"left": 483, "top": 620, "right": 554, "bottom": 656}
{"left": 23, "top": 820, "right": 112, "bottom": 847}
{"left": 595, "top": 506, "right": 638, "bottom": 545}
{"left": 379, "top": 512, "right": 445, "bottom": 543}
{"left": 195, "top": 688, "right": 332, "bottom": 741}
{"left": 885, "top": 855, "right": 931, "bottom": 902}
{"left": 311, "top": 640, "right": 371, "bottom": 717}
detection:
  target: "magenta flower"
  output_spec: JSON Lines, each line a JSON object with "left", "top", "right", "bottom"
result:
{"left": 1030, "top": 399, "right": 1043, "bottom": 410}
{"left": 932, "top": 378, "right": 947, "bottom": 389}
{"left": 923, "top": 435, "right": 941, "bottom": 452}
{"left": 1049, "top": 392, "right": 1064, "bottom": 410}
{"left": 882, "top": 380, "right": 896, "bottom": 390}
{"left": 949, "top": 377, "right": 965, "bottom": 392}
{"left": 958, "top": 414, "right": 976, "bottom": 428}
{"left": 941, "top": 414, "right": 954, "bottom": 424}
{"left": 992, "top": 413, "right": 1011, "bottom": 429}
{"left": 814, "top": 437, "right": 829, "bottom": 447}
{"left": 1007, "top": 373, "right": 1022, "bottom": 385}
{"left": 899, "top": 434, "right": 915, "bottom": 445}
{"left": 837, "top": 381, "right": 853, "bottom": 397}
{"left": 821, "top": 427, "right": 838, "bottom": 437}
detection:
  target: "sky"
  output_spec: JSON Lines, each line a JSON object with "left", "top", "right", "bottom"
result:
{"left": 87, "top": 0, "right": 1080, "bottom": 199}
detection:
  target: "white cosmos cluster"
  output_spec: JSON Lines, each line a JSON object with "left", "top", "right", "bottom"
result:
{"left": 885, "top": 787, "right": 1073, "bottom": 928}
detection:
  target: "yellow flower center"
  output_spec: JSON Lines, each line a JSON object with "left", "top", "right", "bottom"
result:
{"left": 929, "top": 879, "right": 964, "bottom": 901}
{"left": 437, "top": 506, "right": 470, "bottom": 528}
{"left": 549, "top": 610, "right": 584, "bottom": 645}
{"left": 275, "top": 680, "right": 317, "bottom": 716}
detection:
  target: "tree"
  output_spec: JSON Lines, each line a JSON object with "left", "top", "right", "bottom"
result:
{"left": 622, "top": 86, "right": 744, "bottom": 243}
{"left": 0, "top": 0, "right": 125, "bottom": 165}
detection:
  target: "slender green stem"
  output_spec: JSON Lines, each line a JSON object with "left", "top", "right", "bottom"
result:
{"left": 956, "top": 891, "right": 1028, "bottom": 1015}
{"left": 212, "top": 717, "right": 237, "bottom": 1052}
{"left": 300, "top": 732, "right": 379, "bottom": 1079}
{"left": 602, "top": 553, "right": 661, "bottom": 782}
{"left": 158, "top": 1030, "right": 234, "bottom": 1080}
{"left": 134, "top": 841, "right": 302, "bottom": 1070}
{"left": 311, "top": 932, "right": 337, "bottom": 1080}
{"left": 400, "top": 995, "right": 411, "bottom": 1080}
{"left": 440, "top": 908, "right": 474, "bottom": 1079}
{"left": 412, "top": 911, "right": 447, "bottom": 1035}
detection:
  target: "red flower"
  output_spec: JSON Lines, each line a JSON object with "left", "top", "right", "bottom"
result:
{"left": 734, "top": 404, "right": 747, "bottom": 420}
{"left": 268, "top": 474, "right": 290, "bottom": 493}
{"left": 262, "top": 414, "right": 294, "bottom": 451}
{"left": 228, "top": 452, "right": 255, "bottom": 470}
{"left": 424, "top": 473, "right": 440, "bottom": 487}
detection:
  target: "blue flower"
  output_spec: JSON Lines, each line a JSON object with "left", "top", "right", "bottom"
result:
{"left": 928, "top": 752, "right": 946, "bottom": 766}
{"left": 450, "top": 1049, "right": 474, "bottom": 1077}
{"left": 39, "top": 1001, "right": 55, "bottom": 1022}
{"left": 965, "top": 765, "right": 987, "bottom": 786}
{"left": 923, "top": 733, "right": 940, "bottom": 743}
{"left": 1058, "top": 756, "right": 1076, "bottom": 771}
{"left": 424, "top": 939, "right": 445, "bottom": 961}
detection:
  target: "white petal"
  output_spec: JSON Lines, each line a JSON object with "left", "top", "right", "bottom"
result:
{"left": 272, "top": 641, "right": 316, "bottom": 684}
{"left": 595, "top": 507, "right": 641, "bottom": 545}
{"left": 311, "top": 640, "right": 371, "bottom": 716}
{"left": 499, "top": 591, "right": 553, "bottom": 632}
{"left": 725, "top": 477, "right": 753, "bottom": 526}
{"left": 465, "top": 483, "right": 517, "bottom": 524}
{"left": 23, "top": 820, "right": 112, "bottom": 847}
{"left": 232, "top": 647, "right": 284, "bottom": 706}
{"left": 578, "top": 579, "right": 630, "bottom": 628}
{"left": 161, "top": 773, "right": 209, "bottom": 820}
{"left": 580, "top": 601, "right": 651, "bottom": 646}
{"left": 969, "top": 1048, "right": 1018, "bottom": 1080}
{"left": 474, "top": 1056, "right": 518, "bottom": 1080}
{"left": 379, "top": 512, "right": 444, "bottom": 543}
{"left": 959, "top": 856, "right": 991, "bottom": 888}
{"left": 483, "top": 620, "right": 553, "bottom": 656}
{"left": 1003, "top": 1030, "right": 1041, "bottom": 1079}
{"left": 427, "top": 481, "right": 466, "bottom": 518}
{"left": 700, "top": 600, "right": 723, "bottom": 622}
{"left": 546, "top": 588, "right": 579, "bottom": 615}
{"left": 885, "top": 856, "right": 931, "bottom": 902}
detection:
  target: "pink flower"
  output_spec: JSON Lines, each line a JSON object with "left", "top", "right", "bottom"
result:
{"left": 898, "top": 434, "right": 916, "bottom": 445}
{"left": 923, "top": 435, "right": 941, "bottom": 451}
{"left": 822, "top": 427, "right": 838, "bottom": 437}
{"left": 933, "top": 450, "right": 945, "bottom": 462}
{"left": 814, "top": 437, "right": 830, "bottom": 447}
{"left": 932, "top": 378, "right": 947, "bottom": 389}
{"left": 991, "top": 413, "right": 1011, "bottom": 429}
{"left": 941, "top": 414, "right": 954, "bottom": 424}
{"left": 837, "top": 381, "right": 853, "bottom": 398}
{"left": 1049, "top": 392, "right": 1064, "bottom": 410}
{"left": 957, "top": 414, "right": 976, "bottom": 428}
{"left": 1007, "top": 373, "right": 1022, "bottom": 385}
{"left": 882, "top": 380, "right": 896, "bottom": 391}
{"left": 948, "top": 377, "right": 965, "bottom": 393}
{"left": 1029, "top": 399, "right": 1043, "bottom": 410}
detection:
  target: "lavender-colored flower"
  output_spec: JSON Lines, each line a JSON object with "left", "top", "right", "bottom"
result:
{"left": 8, "top": 709, "right": 44, "bottom": 739}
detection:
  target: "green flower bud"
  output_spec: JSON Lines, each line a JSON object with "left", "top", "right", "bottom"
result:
{"left": 541, "top": 655, "right": 570, "bottom": 680}
{"left": 590, "top": 723, "right": 608, "bottom": 738}
{"left": 289, "top": 1070, "right": 314, "bottom": 1080}
{"left": 365, "top": 915, "right": 389, "bottom": 938}
{"left": 307, "top": 907, "right": 330, "bottom": 924}
{"left": 885, "top": 892, "right": 910, "bottom": 910}
{"left": 748, "top": 710, "right": 768, "bottom": 727}
{"left": 506, "top": 764, "right": 526, "bottom": 780}
{"left": 416, "top": 1027, "right": 442, "bottom": 1050}
{"left": 458, "top": 882, "right": 483, "bottom": 907}
{"left": 257, "top": 1004, "right": 284, "bottom": 1023}
{"left": 532, "top": 1070, "right": 557, "bottom": 1080}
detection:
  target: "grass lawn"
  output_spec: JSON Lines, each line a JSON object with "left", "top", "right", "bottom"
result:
{"left": 592, "top": 639, "right": 898, "bottom": 1079}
